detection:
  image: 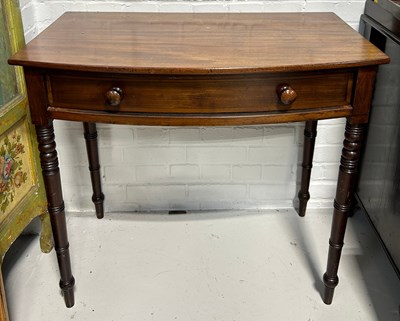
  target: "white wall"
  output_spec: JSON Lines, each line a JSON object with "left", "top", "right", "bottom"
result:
{"left": 19, "top": 0, "right": 365, "bottom": 213}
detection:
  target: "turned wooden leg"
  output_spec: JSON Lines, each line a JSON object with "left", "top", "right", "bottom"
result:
{"left": 36, "top": 122, "right": 75, "bottom": 308}
{"left": 83, "top": 122, "right": 105, "bottom": 219}
{"left": 323, "top": 121, "right": 366, "bottom": 304}
{"left": 297, "top": 120, "right": 317, "bottom": 217}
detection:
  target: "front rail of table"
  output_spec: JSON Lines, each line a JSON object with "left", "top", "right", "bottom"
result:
{"left": 9, "top": 12, "right": 389, "bottom": 308}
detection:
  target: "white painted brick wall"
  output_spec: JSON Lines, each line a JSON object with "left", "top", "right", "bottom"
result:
{"left": 19, "top": 0, "right": 365, "bottom": 212}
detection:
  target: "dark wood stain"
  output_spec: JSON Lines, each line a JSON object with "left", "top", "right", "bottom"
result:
{"left": 9, "top": 12, "right": 389, "bottom": 74}
{"left": 46, "top": 71, "right": 353, "bottom": 115}
{"left": 83, "top": 122, "right": 104, "bottom": 219}
{"left": 298, "top": 120, "right": 318, "bottom": 217}
{"left": 8, "top": 12, "right": 390, "bottom": 308}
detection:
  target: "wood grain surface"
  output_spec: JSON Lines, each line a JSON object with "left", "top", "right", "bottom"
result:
{"left": 9, "top": 12, "right": 389, "bottom": 74}
{"left": 46, "top": 71, "right": 353, "bottom": 114}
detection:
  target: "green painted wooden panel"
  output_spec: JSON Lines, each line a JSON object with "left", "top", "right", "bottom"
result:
{"left": 0, "top": 0, "right": 52, "bottom": 261}
{"left": 0, "top": 1, "right": 18, "bottom": 108}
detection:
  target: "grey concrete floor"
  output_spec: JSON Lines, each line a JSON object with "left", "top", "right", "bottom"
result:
{"left": 3, "top": 209, "right": 400, "bottom": 321}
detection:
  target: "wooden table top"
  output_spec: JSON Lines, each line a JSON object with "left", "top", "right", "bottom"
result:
{"left": 9, "top": 12, "right": 389, "bottom": 74}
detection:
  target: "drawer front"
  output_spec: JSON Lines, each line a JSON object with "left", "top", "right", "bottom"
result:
{"left": 47, "top": 72, "right": 353, "bottom": 114}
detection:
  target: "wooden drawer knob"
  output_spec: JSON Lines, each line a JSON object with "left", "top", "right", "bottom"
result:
{"left": 276, "top": 83, "right": 297, "bottom": 105}
{"left": 105, "top": 87, "right": 123, "bottom": 106}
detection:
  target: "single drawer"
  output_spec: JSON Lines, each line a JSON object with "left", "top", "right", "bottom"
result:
{"left": 47, "top": 71, "right": 354, "bottom": 114}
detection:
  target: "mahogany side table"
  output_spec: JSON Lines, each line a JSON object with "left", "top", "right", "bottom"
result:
{"left": 8, "top": 12, "right": 389, "bottom": 308}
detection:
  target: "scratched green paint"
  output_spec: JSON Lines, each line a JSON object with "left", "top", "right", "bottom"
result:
{"left": 0, "top": 1, "right": 18, "bottom": 108}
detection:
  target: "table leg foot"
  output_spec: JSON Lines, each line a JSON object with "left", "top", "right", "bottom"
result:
{"left": 297, "top": 192, "right": 309, "bottom": 217}
{"left": 297, "top": 120, "right": 317, "bottom": 217}
{"left": 83, "top": 122, "right": 105, "bottom": 219}
{"left": 322, "top": 274, "right": 336, "bottom": 304}
{"left": 94, "top": 201, "right": 104, "bottom": 219}
{"left": 61, "top": 277, "right": 75, "bottom": 308}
